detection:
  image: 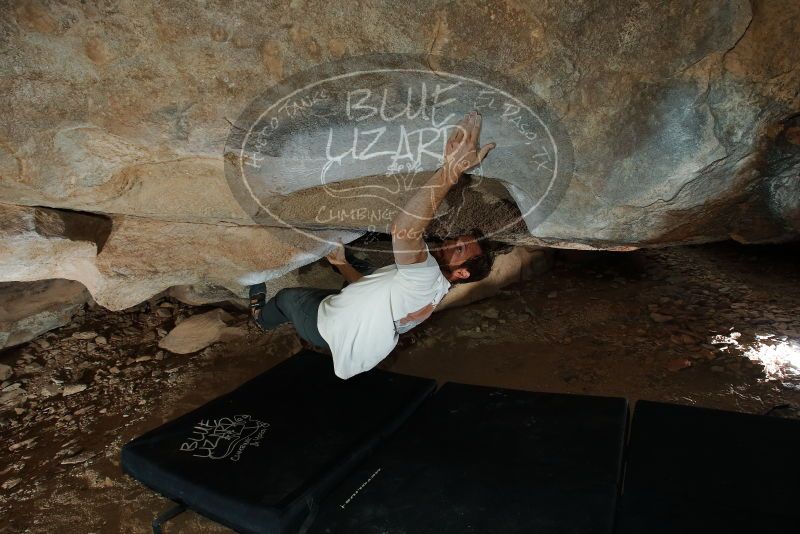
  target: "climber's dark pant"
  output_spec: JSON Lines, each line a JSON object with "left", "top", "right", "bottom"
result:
{"left": 256, "top": 287, "right": 339, "bottom": 350}
{"left": 256, "top": 248, "right": 376, "bottom": 350}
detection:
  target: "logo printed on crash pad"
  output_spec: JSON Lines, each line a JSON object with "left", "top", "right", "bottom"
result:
{"left": 179, "top": 414, "right": 270, "bottom": 462}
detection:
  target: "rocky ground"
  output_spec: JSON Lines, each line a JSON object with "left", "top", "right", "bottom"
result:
{"left": 1, "top": 241, "right": 799, "bottom": 533}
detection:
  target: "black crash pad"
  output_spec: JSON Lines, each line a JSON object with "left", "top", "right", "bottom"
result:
{"left": 121, "top": 350, "right": 436, "bottom": 534}
{"left": 616, "top": 400, "right": 800, "bottom": 534}
{"left": 308, "top": 383, "right": 629, "bottom": 534}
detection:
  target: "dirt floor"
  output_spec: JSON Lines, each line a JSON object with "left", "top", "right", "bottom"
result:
{"left": 1, "top": 242, "right": 799, "bottom": 533}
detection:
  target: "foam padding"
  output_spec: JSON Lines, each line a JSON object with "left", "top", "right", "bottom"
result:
{"left": 121, "top": 350, "right": 436, "bottom": 534}
{"left": 308, "top": 383, "right": 629, "bottom": 534}
{"left": 616, "top": 400, "right": 800, "bottom": 534}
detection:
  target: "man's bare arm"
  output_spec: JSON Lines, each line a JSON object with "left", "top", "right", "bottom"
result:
{"left": 335, "top": 263, "right": 364, "bottom": 284}
{"left": 390, "top": 166, "right": 460, "bottom": 265}
{"left": 390, "top": 111, "right": 495, "bottom": 265}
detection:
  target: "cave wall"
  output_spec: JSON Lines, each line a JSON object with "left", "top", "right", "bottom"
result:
{"left": 0, "top": 0, "right": 798, "bottom": 314}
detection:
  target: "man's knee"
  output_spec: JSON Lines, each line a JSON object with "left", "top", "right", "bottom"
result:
{"left": 270, "top": 288, "right": 290, "bottom": 312}
{"left": 273, "top": 287, "right": 289, "bottom": 301}
{"left": 273, "top": 287, "right": 311, "bottom": 318}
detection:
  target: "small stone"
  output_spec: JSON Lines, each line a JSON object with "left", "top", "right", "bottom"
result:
{"left": 667, "top": 358, "right": 692, "bottom": 372}
{"left": 0, "top": 364, "right": 12, "bottom": 381}
{"left": 56, "top": 445, "right": 82, "bottom": 459}
{"left": 35, "top": 339, "right": 50, "bottom": 349}
{"left": 9, "top": 437, "right": 36, "bottom": 451}
{"left": 63, "top": 384, "right": 87, "bottom": 396}
{"left": 134, "top": 355, "right": 152, "bottom": 363}
{"left": 0, "top": 387, "right": 27, "bottom": 408}
{"left": 109, "top": 366, "right": 120, "bottom": 374}
{"left": 1, "top": 478, "right": 21, "bottom": 490}
{"left": 480, "top": 307, "right": 500, "bottom": 319}
{"left": 40, "top": 384, "right": 61, "bottom": 397}
{"left": 72, "top": 331, "right": 98, "bottom": 340}
{"left": 24, "top": 362, "right": 43, "bottom": 374}
{"left": 94, "top": 336, "right": 107, "bottom": 345}
{"left": 60, "top": 451, "right": 96, "bottom": 465}
{"left": 156, "top": 308, "right": 173, "bottom": 318}
{"left": 650, "top": 312, "right": 674, "bottom": 323}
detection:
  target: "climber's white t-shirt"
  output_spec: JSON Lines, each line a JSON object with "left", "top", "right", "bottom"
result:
{"left": 317, "top": 246, "right": 450, "bottom": 379}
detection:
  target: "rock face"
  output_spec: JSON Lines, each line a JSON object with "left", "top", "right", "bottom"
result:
{"left": 0, "top": 203, "right": 358, "bottom": 310}
{"left": 0, "top": 0, "right": 799, "bottom": 312}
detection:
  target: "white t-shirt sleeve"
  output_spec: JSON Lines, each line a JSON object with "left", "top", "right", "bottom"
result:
{"left": 395, "top": 245, "right": 442, "bottom": 291}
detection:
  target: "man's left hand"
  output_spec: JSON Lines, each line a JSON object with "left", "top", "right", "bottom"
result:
{"left": 326, "top": 240, "right": 348, "bottom": 266}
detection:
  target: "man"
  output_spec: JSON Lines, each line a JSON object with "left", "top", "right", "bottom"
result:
{"left": 250, "top": 110, "right": 496, "bottom": 378}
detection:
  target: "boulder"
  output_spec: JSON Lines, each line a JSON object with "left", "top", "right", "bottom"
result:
{"left": 0, "top": 0, "right": 798, "bottom": 326}
{"left": 0, "top": 203, "right": 359, "bottom": 310}
{"left": 0, "top": 279, "right": 90, "bottom": 349}
{"left": 166, "top": 260, "right": 345, "bottom": 308}
{"left": 1, "top": 0, "right": 797, "bottom": 247}
{"left": 158, "top": 309, "right": 241, "bottom": 354}
{"left": 0, "top": 363, "right": 12, "bottom": 381}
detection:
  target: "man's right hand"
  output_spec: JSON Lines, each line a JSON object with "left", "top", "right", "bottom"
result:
{"left": 443, "top": 111, "right": 496, "bottom": 180}
{"left": 390, "top": 111, "right": 495, "bottom": 266}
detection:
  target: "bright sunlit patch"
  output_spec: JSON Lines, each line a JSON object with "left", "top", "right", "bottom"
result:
{"left": 710, "top": 331, "right": 800, "bottom": 389}
{"left": 743, "top": 335, "right": 800, "bottom": 389}
{"left": 710, "top": 331, "right": 742, "bottom": 350}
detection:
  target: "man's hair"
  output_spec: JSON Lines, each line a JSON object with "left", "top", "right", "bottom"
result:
{"left": 449, "top": 228, "right": 494, "bottom": 285}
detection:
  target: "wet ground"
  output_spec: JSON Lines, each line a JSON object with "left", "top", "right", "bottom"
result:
{"left": 1, "top": 241, "right": 799, "bottom": 533}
